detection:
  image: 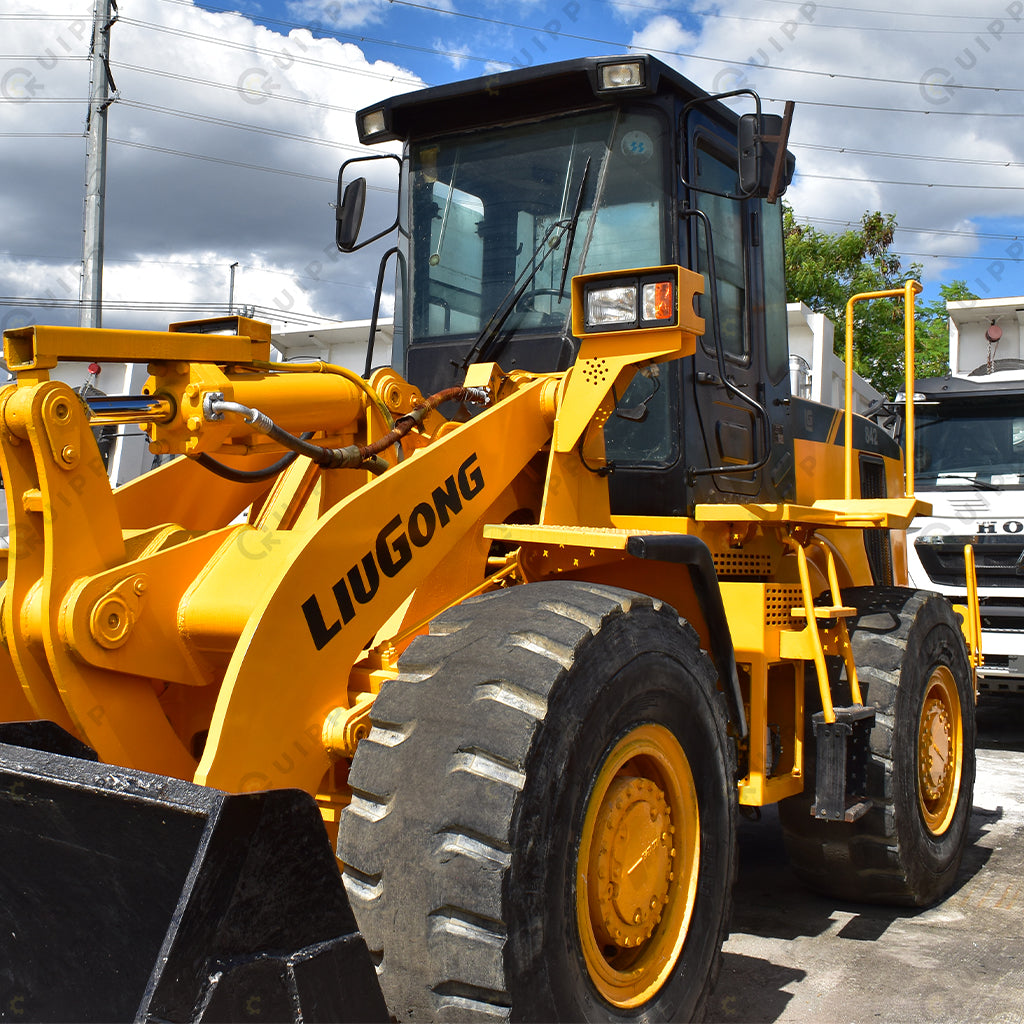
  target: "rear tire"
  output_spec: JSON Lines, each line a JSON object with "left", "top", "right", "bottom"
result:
{"left": 780, "top": 587, "right": 975, "bottom": 906}
{"left": 337, "top": 581, "right": 736, "bottom": 1022}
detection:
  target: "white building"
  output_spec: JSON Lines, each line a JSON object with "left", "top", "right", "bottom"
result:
{"left": 785, "top": 302, "right": 882, "bottom": 412}
{"left": 271, "top": 319, "right": 393, "bottom": 369}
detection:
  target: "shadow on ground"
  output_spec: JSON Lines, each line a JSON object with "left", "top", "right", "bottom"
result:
{"left": 705, "top": 706, "right": 1013, "bottom": 1023}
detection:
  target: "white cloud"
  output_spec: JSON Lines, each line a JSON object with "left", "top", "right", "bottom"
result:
{"left": 629, "top": 15, "right": 698, "bottom": 59}
{"left": 0, "top": 1, "right": 422, "bottom": 332}
{"left": 624, "top": 0, "right": 1024, "bottom": 295}
{"left": 6, "top": 0, "right": 1024, "bottom": 339}
{"left": 284, "top": 0, "right": 388, "bottom": 31}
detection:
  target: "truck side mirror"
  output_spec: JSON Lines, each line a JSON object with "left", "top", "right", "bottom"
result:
{"left": 336, "top": 176, "right": 367, "bottom": 253}
{"left": 738, "top": 103, "right": 795, "bottom": 203}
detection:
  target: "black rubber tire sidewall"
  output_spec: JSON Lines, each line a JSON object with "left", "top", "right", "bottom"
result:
{"left": 505, "top": 607, "right": 736, "bottom": 1023}
{"left": 884, "top": 591, "right": 976, "bottom": 902}
{"left": 780, "top": 587, "right": 976, "bottom": 906}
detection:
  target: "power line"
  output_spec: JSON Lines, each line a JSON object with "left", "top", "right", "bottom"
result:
{"left": 111, "top": 60, "right": 362, "bottom": 116}
{"left": 16, "top": 1, "right": 1021, "bottom": 136}
{"left": 765, "top": 95, "right": 1024, "bottom": 119}
{"left": 53, "top": 64, "right": 1022, "bottom": 175}
{"left": 800, "top": 172, "right": 1024, "bottom": 191}
{"left": 119, "top": 4, "right": 1022, "bottom": 129}
{"left": 117, "top": 17, "right": 422, "bottom": 87}
{"left": 768, "top": 0, "right": 1016, "bottom": 20}
{"left": 95, "top": 133, "right": 1024, "bottom": 197}
{"left": 117, "top": 97, "right": 359, "bottom": 150}
{"left": 106, "top": 137, "right": 397, "bottom": 195}
{"left": 794, "top": 141, "right": 1024, "bottom": 170}
{"left": 382, "top": 0, "right": 1024, "bottom": 94}
{"left": 800, "top": 218, "right": 1024, "bottom": 244}
{"left": 8, "top": 0, "right": 1022, "bottom": 319}
{"left": 149, "top": 0, "right": 1023, "bottom": 97}
{"left": 107, "top": 136, "right": 338, "bottom": 182}
{"left": 0, "top": 295, "right": 354, "bottom": 327}
{"left": 894, "top": 251, "right": 1024, "bottom": 264}
{"left": 152, "top": 0, "right": 495, "bottom": 69}
{"left": 14, "top": 90, "right": 1021, "bottom": 183}
{"left": 609, "top": 1, "right": 1024, "bottom": 34}
{"left": 0, "top": 250, "right": 382, "bottom": 290}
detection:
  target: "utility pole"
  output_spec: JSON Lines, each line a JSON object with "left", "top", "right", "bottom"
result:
{"left": 80, "top": 0, "right": 118, "bottom": 329}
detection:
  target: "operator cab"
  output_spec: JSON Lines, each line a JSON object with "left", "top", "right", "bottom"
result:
{"left": 338, "top": 55, "right": 796, "bottom": 515}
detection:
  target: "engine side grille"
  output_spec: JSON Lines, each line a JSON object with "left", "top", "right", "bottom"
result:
{"left": 859, "top": 456, "right": 893, "bottom": 586}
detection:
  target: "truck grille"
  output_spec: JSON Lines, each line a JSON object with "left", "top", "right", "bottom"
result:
{"left": 977, "top": 600, "right": 1024, "bottom": 631}
{"left": 915, "top": 535, "right": 1024, "bottom": 589}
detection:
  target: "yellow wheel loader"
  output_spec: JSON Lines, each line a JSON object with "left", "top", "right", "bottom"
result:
{"left": 0, "top": 55, "right": 978, "bottom": 1022}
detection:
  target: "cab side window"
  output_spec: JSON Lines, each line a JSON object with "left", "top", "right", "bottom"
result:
{"left": 693, "top": 141, "right": 748, "bottom": 364}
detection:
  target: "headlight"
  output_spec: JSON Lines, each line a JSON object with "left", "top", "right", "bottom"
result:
{"left": 571, "top": 265, "right": 705, "bottom": 348}
{"left": 581, "top": 273, "right": 676, "bottom": 333}
{"left": 597, "top": 60, "right": 646, "bottom": 91}
{"left": 360, "top": 108, "right": 387, "bottom": 139}
{"left": 586, "top": 285, "right": 637, "bottom": 327}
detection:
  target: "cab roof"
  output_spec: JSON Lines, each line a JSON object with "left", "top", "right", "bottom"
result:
{"left": 356, "top": 54, "right": 732, "bottom": 145}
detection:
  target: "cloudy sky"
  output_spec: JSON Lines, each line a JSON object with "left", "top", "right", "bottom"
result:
{"left": 2, "top": 0, "right": 1023, "bottom": 339}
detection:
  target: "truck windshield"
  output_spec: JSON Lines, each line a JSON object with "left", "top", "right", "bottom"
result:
{"left": 407, "top": 108, "right": 667, "bottom": 343}
{"left": 913, "top": 401, "right": 1024, "bottom": 489}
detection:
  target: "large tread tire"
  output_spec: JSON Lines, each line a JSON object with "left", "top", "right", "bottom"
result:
{"left": 337, "top": 581, "right": 736, "bottom": 1022}
{"left": 779, "top": 587, "right": 976, "bottom": 906}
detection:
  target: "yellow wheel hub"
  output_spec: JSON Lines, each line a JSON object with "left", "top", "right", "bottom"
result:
{"left": 588, "top": 776, "right": 674, "bottom": 950}
{"left": 576, "top": 724, "right": 699, "bottom": 1009}
{"left": 917, "top": 665, "right": 963, "bottom": 836}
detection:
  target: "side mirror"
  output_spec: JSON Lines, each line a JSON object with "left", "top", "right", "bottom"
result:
{"left": 336, "top": 176, "right": 367, "bottom": 253}
{"left": 738, "top": 102, "right": 795, "bottom": 203}
{"left": 334, "top": 153, "right": 402, "bottom": 253}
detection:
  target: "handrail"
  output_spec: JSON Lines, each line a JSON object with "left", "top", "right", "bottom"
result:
{"left": 964, "top": 543, "right": 983, "bottom": 688}
{"left": 844, "top": 280, "right": 922, "bottom": 499}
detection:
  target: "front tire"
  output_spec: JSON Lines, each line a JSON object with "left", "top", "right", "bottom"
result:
{"left": 780, "top": 587, "right": 975, "bottom": 906}
{"left": 338, "top": 581, "right": 736, "bottom": 1022}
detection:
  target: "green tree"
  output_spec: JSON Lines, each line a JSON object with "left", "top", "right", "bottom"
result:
{"left": 784, "top": 205, "right": 931, "bottom": 397}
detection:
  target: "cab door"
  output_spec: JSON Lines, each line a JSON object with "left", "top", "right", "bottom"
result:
{"left": 685, "top": 123, "right": 790, "bottom": 503}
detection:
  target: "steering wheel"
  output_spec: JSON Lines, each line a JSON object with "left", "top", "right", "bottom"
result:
{"left": 514, "top": 287, "right": 568, "bottom": 313}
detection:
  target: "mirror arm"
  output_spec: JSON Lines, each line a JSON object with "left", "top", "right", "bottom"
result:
{"left": 765, "top": 100, "right": 795, "bottom": 205}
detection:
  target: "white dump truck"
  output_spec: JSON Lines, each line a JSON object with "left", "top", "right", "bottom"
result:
{"left": 899, "top": 295, "right": 1024, "bottom": 695}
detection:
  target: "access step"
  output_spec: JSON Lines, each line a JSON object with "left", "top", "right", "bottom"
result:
{"left": 790, "top": 604, "right": 856, "bottom": 620}
{"left": 811, "top": 704, "right": 876, "bottom": 822}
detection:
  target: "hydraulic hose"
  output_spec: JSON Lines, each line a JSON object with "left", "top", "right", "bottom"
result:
{"left": 193, "top": 437, "right": 312, "bottom": 484}
{"left": 203, "top": 385, "right": 489, "bottom": 475}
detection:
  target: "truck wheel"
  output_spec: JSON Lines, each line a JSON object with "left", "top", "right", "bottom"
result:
{"left": 779, "top": 587, "right": 975, "bottom": 906}
{"left": 337, "top": 581, "right": 736, "bottom": 1022}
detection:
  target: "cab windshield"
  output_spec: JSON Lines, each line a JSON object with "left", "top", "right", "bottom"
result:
{"left": 912, "top": 400, "right": 1024, "bottom": 489}
{"left": 407, "top": 107, "right": 668, "bottom": 344}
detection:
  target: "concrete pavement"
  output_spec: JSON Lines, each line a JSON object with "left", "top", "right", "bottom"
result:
{"left": 708, "top": 698, "right": 1024, "bottom": 1023}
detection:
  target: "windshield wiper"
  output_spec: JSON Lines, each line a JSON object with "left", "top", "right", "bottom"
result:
{"left": 460, "top": 157, "right": 591, "bottom": 372}
{"left": 557, "top": 156, "right": 590, "bottom": 300}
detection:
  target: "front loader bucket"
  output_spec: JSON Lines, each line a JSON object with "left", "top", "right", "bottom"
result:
{"left": 0, "top": 723, "right": 388, "bottom": 1023}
